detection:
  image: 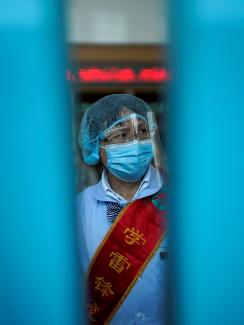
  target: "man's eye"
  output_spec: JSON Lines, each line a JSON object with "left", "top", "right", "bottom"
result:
{"left": 115, "top": 132, "right": 127, "bottom": 139}
{"left": 139, "top": 128, "right": 148, "bottom": 134}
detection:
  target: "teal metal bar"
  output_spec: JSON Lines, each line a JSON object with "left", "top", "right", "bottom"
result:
{"left": 0, "top": 1, "right": 83, "bottom": 324}
{"left": 169, "top": 1, "right": 244, "bottom": 324}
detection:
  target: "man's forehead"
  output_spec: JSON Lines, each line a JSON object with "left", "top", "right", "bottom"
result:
{"left": 111, "top": 120, "right": 147, "bottom": 131}
{"left": 104, "top": 112, "right": 148, "bottom": 136}
{"left": 115, "top": 114, "right": 147, "bottom": 126}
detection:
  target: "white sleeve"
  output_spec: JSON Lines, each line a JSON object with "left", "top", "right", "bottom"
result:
{"left": 75, "top": 191, "right": 91, "bottom": 273}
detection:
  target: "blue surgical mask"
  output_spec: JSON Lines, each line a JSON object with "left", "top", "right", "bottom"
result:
{"left": 103, "top": 140, "right": 153, "bottom": 182}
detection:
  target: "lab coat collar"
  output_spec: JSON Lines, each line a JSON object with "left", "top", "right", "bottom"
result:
{"left": 92, "top": 164, "right": 163, "bottom": 205}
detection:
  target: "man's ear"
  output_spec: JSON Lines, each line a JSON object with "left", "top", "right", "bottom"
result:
{"left": 100, "top": 146, "right": 107, "bottom": 165}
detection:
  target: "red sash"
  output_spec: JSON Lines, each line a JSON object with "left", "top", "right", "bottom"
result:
{"left": 86, "top": 191, "right": 167, "bottom": 324}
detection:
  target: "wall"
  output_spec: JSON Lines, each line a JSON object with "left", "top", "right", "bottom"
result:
{"left": 67, "top": 0, "right": 168, "bottom": 43}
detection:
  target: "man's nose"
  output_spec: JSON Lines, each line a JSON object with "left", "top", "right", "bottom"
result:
{"left": 127, "top": 131, "right": 139, "bottom": 142}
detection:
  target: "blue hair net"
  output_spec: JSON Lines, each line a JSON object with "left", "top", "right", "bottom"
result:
{"left": 78, "top": 94, "right": 152, "bottom": 165}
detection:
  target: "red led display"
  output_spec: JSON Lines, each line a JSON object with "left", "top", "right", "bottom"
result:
{"left": 79, "top": 67, "right": 136, "bottom": 83}
{"left": 67, "top": 66, "right": 169, "bottom": 84}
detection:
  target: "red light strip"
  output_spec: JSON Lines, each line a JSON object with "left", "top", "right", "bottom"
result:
{"left": 67, "top": 66, "right": 169, "bottom": 84}
{"left": 138, "top": 68, "right": 169, "bottom": 82}
{"left": 79, "top": 67, "right": 136, "bottom": 83}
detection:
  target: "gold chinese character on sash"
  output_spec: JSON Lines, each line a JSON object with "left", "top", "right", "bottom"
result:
{"left": 94, "top": 277, "right": 114, "bottom": 297}
{"left": 124, "top": 227, "right": 146, "bottom": 246}
{"left": 109, "top": 251, "right": 131, "bottom": 274}
{"left": 87, "top": 302, "right": 99, "bottom": 321}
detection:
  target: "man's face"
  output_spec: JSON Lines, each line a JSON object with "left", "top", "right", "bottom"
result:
{"left": 100, "top": 114, "right": 150, "bottom": 165}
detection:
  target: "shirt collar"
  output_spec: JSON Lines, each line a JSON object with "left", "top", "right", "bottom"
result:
{"left": 92, "top": 164, "right": 163, "bottom": 204}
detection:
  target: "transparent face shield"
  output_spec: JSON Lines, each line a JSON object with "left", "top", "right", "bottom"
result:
{"left": 100, "top": 111, "right": 165, "bottom": 187}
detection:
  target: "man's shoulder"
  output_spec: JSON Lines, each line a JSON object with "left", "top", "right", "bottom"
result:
{"left": 76, "top": 180, "right": 104, "bottom": 205}
{"left": 76, "top": 183, "right": 97, "bottom": 201}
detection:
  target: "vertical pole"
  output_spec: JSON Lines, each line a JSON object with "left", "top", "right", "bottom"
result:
{"left": 0, "top": 1, "right": 83, "bottom": 324}
{"left": 169, "top": 1, "right": 244, "bottom": 324}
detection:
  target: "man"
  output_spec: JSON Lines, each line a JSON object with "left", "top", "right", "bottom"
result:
{"left": 76, "top": 94, "right": 168, "bottom": 324}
